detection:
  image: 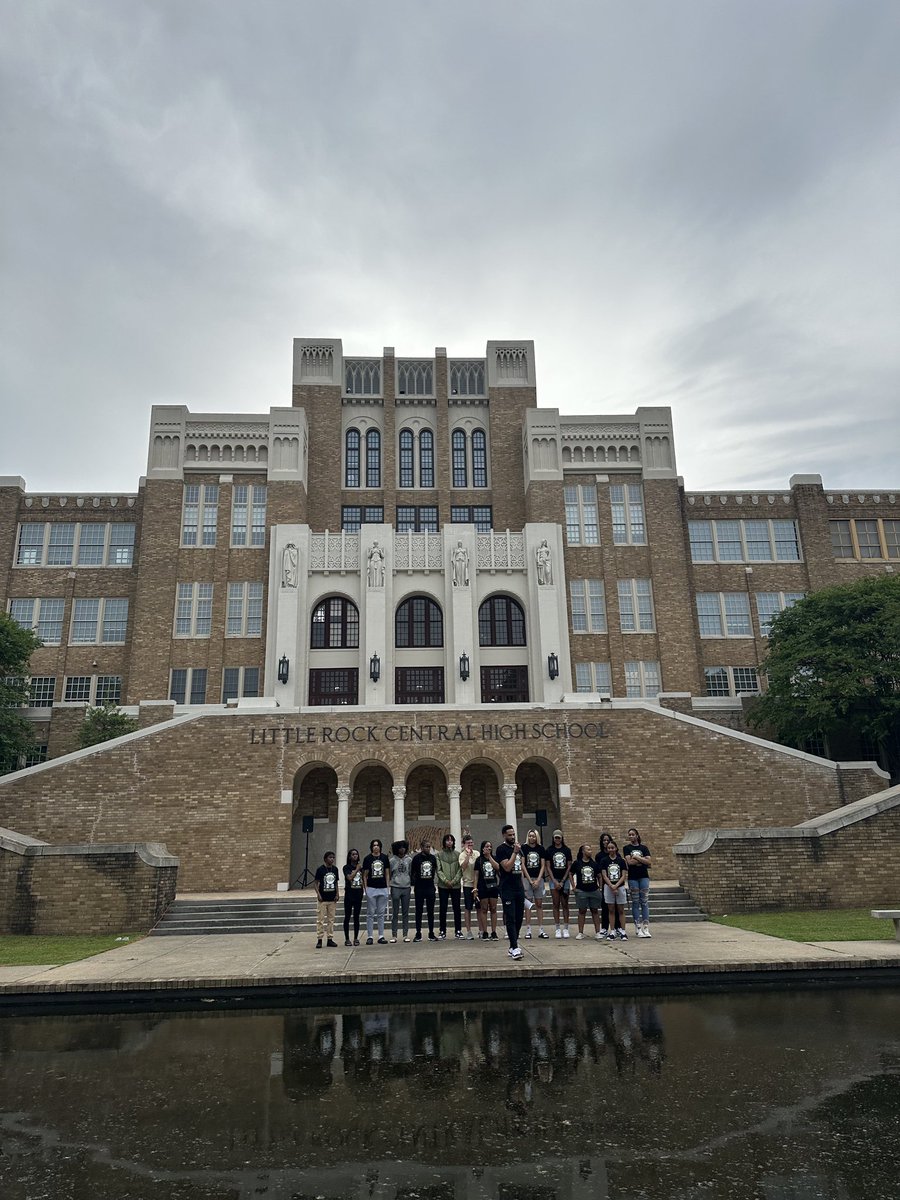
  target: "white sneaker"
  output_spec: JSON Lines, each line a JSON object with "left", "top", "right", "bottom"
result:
{"left": 554, "top": 927, "right": 562, "bottom": 939}
{"left": 643, "top": 924, "right": 652, "bottom": 938}
{"left": 575, "top": 932, "right": 584, "bottom": 940}
{"left": 595, "top": 932, "right": 604, "bottom": 940}
{"left": 509, "top": 946, "right": 523, "bottom": 960}
{"left": 524, "top": 930, "right": 532, "bottom": 939}
{"left": 562, "top": 928, "right": 570, "bottom": 939}
{"left": 637, "top": 927, "right": 648, "bottom": 938}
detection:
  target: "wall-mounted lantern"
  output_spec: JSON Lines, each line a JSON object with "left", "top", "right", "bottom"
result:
{"left": 277, "top": 655, "right": 290, "bottom": 685}
{"left": 459, "top": 653, "right": 470, "bottom": 682}
{"left": 369, "top": 653, "right": 381, "bottom": 683}
{"left": 547, "top": 652, "right": 559, "bottom": 681}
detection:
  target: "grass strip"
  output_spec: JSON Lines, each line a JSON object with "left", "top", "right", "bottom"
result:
{"left": 711, "top": 909, "right": 894, "bottom": 942}
{"left": 0, "top": 934, "right": 141, "bottom": 966}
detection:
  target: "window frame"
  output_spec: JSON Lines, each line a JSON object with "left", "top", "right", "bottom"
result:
{"left": 345, "top": 429, "right": 361, "bottom": 488}
{"left": 688, "top": 519, "right": 802, "bottom": 564}
{"left": 169, "top": 667, "right": 208, "bottom": 705}
{"left": 829, "top": 517, "right": 900, "bottom": 561}
{"left": 574, "top": 661, "right": 612, "bottom": 694}
{"left": 231, "top": 484, "right": 267, "bottom": 547}
{"left": 226, "top": 581, "right": 264, "bottom": 638}
{"left": 478, "top": 595, "right": 527, "bottom": 647}
{"left": 365, "top": 429, "right": 381, "bottom": 488}
{"left": 14, "top": 522, "right": 135, "bottom": 568}
{"left": 564, "top": 484, "right": 600, "bottom": 546}
{"left": 617, "top": 579, "right": 655, "bottom": 633}
{"left": 695, "top": 592, "right": 753, "bottom": 638}
{"left": 341, "top": 505, "right": 384, "bottom": 532}
{"left": 569, "top": 580, "right": 607, "bottom": 634}
{"left": 181, "top": 485, "right": 219, "bottom": 548}
{"left": 395, "top": 595, "right": 444, "bottom": 648}
{"left": 310, "top": 596, "right": 360, "bottom": 649}
{"left": 610, "top": 484, "right": 646, "bottom": 545}
{"left": 70, "top": 597, "right": 129, "bottom": 645}
{"left": 174, "top": 583, "right": 214, "bottom": 639}
{"left": 8, "top": 597, "right": 66, "bottom": 644}
{"left": 222, "top": 666, "right": 261, "bottom": 702}
{"left": 624, "top": 660, "right": 661, "bottom": 698}
{"left": 308, "top": 668, "right": 359, "bottom": 706}
{"left": 450, "top": 505, "right": 493, "bottom": 532}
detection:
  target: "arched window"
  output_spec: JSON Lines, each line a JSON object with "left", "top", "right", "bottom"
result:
{"left": 399, "top": 429, "right": 414, "bottom": 488}
{"left": 479, "top": 596, "right": 526, "bottom": 646}
{"left": 345, "top": 429, "right": 360, "bottom": 488}
{"left": 310, "top": 597, "right": 360, "bottom": 648}
{"left": 419, "top": 429, "right": 434, "bottom": 488}
{"left": 452, "top": 430, "right": 467, "bottom": 488}
{"left": 472, "top": 429, "right": 487, "bottom": 488}
{"left": 396, "top": 595, "right": 443, "bottom": 648}
{"left": 366, "top": 429, "right": 381, "bottom": 488}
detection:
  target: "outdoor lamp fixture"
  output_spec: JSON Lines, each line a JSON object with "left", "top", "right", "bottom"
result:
{"left": 547, "top": 652, "right": 559, "bottom": 681}
{"left": 369, "top": 653, "right": 381, "bottom": 683}
{"left": 277, "top": 655, "right": 290, "bottom": 685}
{"left": 459, "top": 652, "right": 470, "bottom": 681}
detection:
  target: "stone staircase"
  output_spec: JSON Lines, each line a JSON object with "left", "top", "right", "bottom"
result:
{"left": 149, "top": 882, "right": 705, "bottom": 936}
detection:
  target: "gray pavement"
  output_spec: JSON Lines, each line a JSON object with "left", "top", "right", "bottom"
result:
{"left": 1, "top": 922, "right": 898, "bottom": 1001}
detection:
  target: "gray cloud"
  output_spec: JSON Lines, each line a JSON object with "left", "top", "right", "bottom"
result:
{"left": 1, "top": 0, "right": 898, "bottom": 493}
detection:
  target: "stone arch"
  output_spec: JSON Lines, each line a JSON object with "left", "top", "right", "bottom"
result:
{"left": 290, "top": 762, "right": 339, "bottom": 887}
{"left": 515, "top": 756, "right": 561, "bottom": 836}
{"left": 405, "top": 760, "right": 449, "bottom": 825}
{"left": 352, "top": 762, "right": 394, "bottom": 824}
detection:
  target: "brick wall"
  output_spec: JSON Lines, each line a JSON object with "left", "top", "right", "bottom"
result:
{"left": 0, "top": 829, "right": 177, "bottom": 935}
{"left": 674, "top": 786, "right": 900, "bottom": 913}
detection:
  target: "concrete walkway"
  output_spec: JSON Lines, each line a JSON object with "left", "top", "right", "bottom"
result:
{"left": 1, "top": 922, "right": 898, "bottom": 1009}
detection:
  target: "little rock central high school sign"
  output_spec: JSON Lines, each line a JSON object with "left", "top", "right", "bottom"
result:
{"left": 248, "top": 718, "right": 609, "bottom": 747}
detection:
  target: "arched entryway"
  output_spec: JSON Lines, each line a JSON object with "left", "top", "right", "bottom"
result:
{"left": 515, "top": 758, "right": 561, "bottom": 846}
{"left": 291, "top": 763, "right": 338, "bottom": 887}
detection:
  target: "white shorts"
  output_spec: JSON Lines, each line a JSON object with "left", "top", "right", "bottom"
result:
{"left": 604, "top": 885, "right": 626, "bottom": 906}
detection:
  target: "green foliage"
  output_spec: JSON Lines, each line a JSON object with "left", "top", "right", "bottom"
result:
{"left": 748, "top": 575, "right": 900, "bottom": 781}
{"left": 78, "top": 704, "right": 139, "bottom": 749}
{"left": 0, "top": 610, "right": 41, "bottom": 774}
{"left": 711, "top": 909, "right": 894, "bottom": 942}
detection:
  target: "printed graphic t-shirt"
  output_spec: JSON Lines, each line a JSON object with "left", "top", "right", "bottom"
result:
{"left": 315, "top": 864, "right": 340, "bottom": 902}
{"left": 474, "top": 855, "right": 500, "bottom": 896}
{"left": 548, "top": 845, "right": 572, "bottom": 881}
{"left": 571, "top": 860, "right": 599, "bottom": 892}
{"left": 523, "top": 845, "right": 545, "bottom": 880}
{"left": 598, "top": 853, "right": 628, "bottom": 889}
{"left": 343, "top": 864, "right": 364, "bottom": 891}
{"left": 495, "top": 842, "right": 525, "bottom": 895}
{"left": 624, "top": 843, "right": 651, "bottom": 881}
{"left": 363, "top": 853, "right": 390, "bottom": 888}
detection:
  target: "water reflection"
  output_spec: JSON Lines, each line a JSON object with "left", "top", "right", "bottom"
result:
{"left": 1, "top": 990, "right": 898, "bottom": 1199}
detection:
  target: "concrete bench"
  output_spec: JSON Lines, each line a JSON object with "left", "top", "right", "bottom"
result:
{"left": 871, "top": 910, "right": 900, "bottom": 940}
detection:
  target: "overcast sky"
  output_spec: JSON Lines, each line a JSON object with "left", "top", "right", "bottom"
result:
{"left": 2, "top": 1, "right": 898, "bottom": 495}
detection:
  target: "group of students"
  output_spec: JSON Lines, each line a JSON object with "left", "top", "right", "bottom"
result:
{"left": 313, "top": 825, "right": 652, "bottom": 956}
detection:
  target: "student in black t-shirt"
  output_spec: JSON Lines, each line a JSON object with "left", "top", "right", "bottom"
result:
{"left": 473, "top": 839, "right": 500, "bottom": 939}
{"left": 495, "top": 824, "right": 526, "bottom": 960}
{"left": 624, "top": 826, "right": 653, "bottom": 938}
{"left": 314, "top": 851, "right": 340, "bottom": 948}
{"left": 362, "top": 838, "right": 391, "bottom": 945}
{"left": 547, "top": 830, "right": 573, "bottom": 939}
{"left": 342, "top": 848, "right": 364, "bottom": 946}
{"left": 410, "top": 839, "right": 439, "bottom": 942}
{"left": 522, "top": 829, "right": 548, "bottom": 940}
{"left": 570, "top": 844, "right": 603, "bottom": 940}
{"left": 598, "top": 831, "right": 614, "bottom": 934}
{"left": 599, "top": 838, "right": 629, "bottom": 941}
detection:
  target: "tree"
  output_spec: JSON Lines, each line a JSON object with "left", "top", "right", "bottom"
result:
{"left": 78, "top": 704, "right": 139, "bottom": 749}
{"left": 748, "top": 574, "right": 900, "bottom": 783}
{"left": 0, "top": 611, "right": 41, "bottom": 774}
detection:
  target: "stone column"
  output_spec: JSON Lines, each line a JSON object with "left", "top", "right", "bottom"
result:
{"left": 447, "top": 783, "right": 462, "bottom": 846}
{"left": 502, "top": 782, "right": 518, "bottom": 830}
{"left": 392, "top": 783, "right": 407, "bottom": 844}
{"left": 336, "top": 785, "right": 351, "bottom": 869}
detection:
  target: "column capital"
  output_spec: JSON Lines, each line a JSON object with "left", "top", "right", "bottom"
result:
{"left": 447, "top": 783, "right": 462, "bottom": 800}
{"left": 336, "top": 785, "right": 351, "bottom": 804}
{"left": 392, "top": 783, "right": 407, "bottom": 801}
{"left": 501, "top": 782, "right": 517, "bottom": 800}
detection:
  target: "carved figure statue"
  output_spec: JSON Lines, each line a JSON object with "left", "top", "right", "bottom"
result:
{"left": 281, "top": 542, "right": 299, "bottom": 588}
{"left": 367, "top": 541, "right": 385, "bottom": 588}
{"left": 451, "top": 541, "right": 469, "bottom": 588}
{"left": 535, "top": 539, "right": 553, "bottom": 586}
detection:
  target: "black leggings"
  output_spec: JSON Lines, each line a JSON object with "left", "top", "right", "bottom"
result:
{"left": 439, "top": 888, "right": 462, "bottom": 935}
{"left": 501, "top": 890, "right": 525, "bottom": 949}
{"left": 344, "top": 891, "right": 363, "bottom": 941}
{"left": 414, "top": 883, "right": 436, "bottom": 934}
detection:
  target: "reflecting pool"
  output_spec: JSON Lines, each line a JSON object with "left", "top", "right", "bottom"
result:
{"left": 1, "top": 989, "right": 898, "bottom": 1199}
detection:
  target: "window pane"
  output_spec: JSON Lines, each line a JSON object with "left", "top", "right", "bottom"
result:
{"left": 196, "top": 584, "right": 213, "bottom": 636}
{"left": 830, "top": 520, "right": 853, "bottom": 558}
{"left": 714, "top": 521, "right": 743, "bottom": 562}
{"left": 452, "top": 430, "right": 467, "bottom": 488}
{"left": 201, "top": 485, "right": 219, "bottom": 546}
{"left": 231, "top": 485, "right": 248, "bottom": 546}
{"left": 251, "top": 486, "right": 267, "bottom": 546}
{"left": 189, "top": 669, "right": 207, "bottom": 705}
{"left": 169, "top": 669, "right": 187, "bottom": 705}
{"left": 29, "top": 676, "right": 56, "bottom": 707}
{"left": 226, "top": 583, "right": 244, "bottom": 636}
{"left": 704, "top": 667, "right": 729, "bottom": 697}
{"left": 472, "top": 430, "right": 487, "bottom": 488}
{"left": 48, "top": 525, "right": 75, "bottom": 565}
{"left": 733, "top": 667, "right": 759, "bottom": 694}
{"left": 182, "top": 485, "right": 199, "bottom": 545}
{"left": 366, "top": 429, "right": 381, "bottom": 488}
{"left": 581, "top": 486, "right": 599, "bottom": 545}
{"left": 574, "top": 662, "right": 592, "bottom": 691}
{"left": 399, "top": 429, "right": 414, "bottom": 488}
{"left": 77, "top": 525, "right": 106, "bottom": 565}
{"left": 71, "top": 599, "right": 99, "bottom": 643}
{"left": 723, "top": 593, "right": 751, "bottom": 636}
{"left": 223, "top": 667, "right": 240, "bottom": 702}
{"left": 342, "top": 506, "right": 361, "bottom": 533}
{"left": 109, "top": 524, "right": 135, "bottom": 565}
{"left": 419, "top": 430, "right": 434, "bottom": 489}
{"left": 688, "top": 521, "right": 714, "bottom": 562}
{"left": 883, "top": 520, "right": 900, "bottom": 559}
{"left": 16, "top": 524, "right": 45, "bottom": 565}
{"left": 570, "top": 581, "right": 587, "bottom": 632}
{"left": 773, "top": 520, "right": 800, "bottom": 561}
{"left": 175, "top": 583, "right": 193, "bottom": 636}
{"left": 95, "top": 675, "right": 122, "bottom": 704}
{"left": 65, "top": 676, "right": 92, "bottom": 702}
{"left": 696, "top": 594, "right": 723, "bottom": 637}
{"left": 743, "top": 520, "right": 770, "bottom": 561}
{"left": 345, "top": 429, "right": 360, "bottom": 488}
{"left": 242, "top": 667, "right": 260, "bottom": 698}
{"left": 101, "top": 599, "right": 128, "bottom": 643}
{"left": 755, "top": 593, "right": 781, "bottom": 637}
{"left": 9, "top": 599, "right": 35, "bottom": 630}
{"left": 855, "top": 520, "right": 881, "bottom": 558}
{"left": 247, "top": 582, "right": 263, "bottom": 636}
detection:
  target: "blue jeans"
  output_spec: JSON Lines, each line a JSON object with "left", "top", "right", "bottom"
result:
{"left": 629, "top": 877, "right": 650, "bottom": 925}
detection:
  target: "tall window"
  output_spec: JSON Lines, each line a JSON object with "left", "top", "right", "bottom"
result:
{"left": 231, "top": 485, "right": 267, "bottom": 547}
{"left": 624, "top": 660, "right": 661, "bottom": 698}
{"left": 574, "top": 662, "right": 612, "bottom": 693}
{"left": 345, "top": 429, "right": 361, "bottom": 488}
{"left": 696, "top": 593, "right": 752, "bottom": 637}
{"left": 479, "top": 596, "right": 526, "bottom": 646}
{"left": 8, "top": 598, "right": 65, "bottom": 644}
{"left": 226, "top": 582, "right": 264, "bottom": 637}
{"left": 175, "top": 583, "right": 213, "bottom": 638}
{"left": 399, "top": 429, "right": 414, "bottom": 488}
{"left": 564, "top": 485, "right": 599, "bottom": 545}
{"left": 341, "top": 505, "right": 384, "bottom": 532}
{"left": 396, "top": 596, "right": 443, "bottom": 647}
{"left": 181, "top": 485, "right": 219, "bottom": 547}
{"left": 366, "top": 429, "right": 381, "bottom": 488}
{"left": 222, "top": 667, "right": 260, "bottom": 702}
{"left": 569, "top": 580, "right": 606, "bottom": 633}
{"left": 169, "top": 668, "right": 208, "bottom": 705}
{"left": 755, "top": 592, "right": 805, "bottom": 636}
{"left": 610, "top": 484, "right": 646, "bottom": 545}
{"left": 688, "top": 519, "right": 801, "bottom": 563}
{"left": 618, "top": 580, "right": 655, "bottom": 633}
{"left": 452, "top": 430, "right": 467, "bottom": 487}
{"left": 311, "top": 597, "right": 360, "bottom": 648}
{"left": 472, "top": 430, "right": 487, "bottom": 488}
{"left": 420, "top": 429, "right": 434, "bottom": 488}
{"left": 70, "top": 598, "right": 128, "bottom": 644}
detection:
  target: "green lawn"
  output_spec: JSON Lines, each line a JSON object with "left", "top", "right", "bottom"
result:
{"left": 711, "top": 909, "right": 895, "bottom": 942}
{"left": 0, "top": 934, "right": 140, "bottom": 966}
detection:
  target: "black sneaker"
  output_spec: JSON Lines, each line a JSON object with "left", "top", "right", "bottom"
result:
{"left": 344, "top": 940, "right": 352, "bottom": 947}
{"left": 480, "top": 931, "right": 489, "bottom": 940}
{"left": 326, "top": 938, "right": 338, "bottom": 948}
{"left": 490, "top": 931, "right": 498, "bottom": 941}
{"left": 316, "top": 938, "right": 322, "bottom": 949}
{"left": 438, "top": 932, "right": 446, "bottom": 940}
{"left": 455, "top": 931, "right": 464, "bottom": 939}
{"left": 366, "top": 937, "right": 374, "bottom": 945}
{"left": 377, "top": 937, "right": 387, "bottom": 945}
{"left": 413, "top": 933, "right": 422, "bottom": 942}
{"left": 428, "top": 933, "right": 438, "bottom": 942}
{"left": 353, "top": 938, "right": 360, "bottom": 946}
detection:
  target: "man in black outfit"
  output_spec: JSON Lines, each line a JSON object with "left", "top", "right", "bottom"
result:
{"left": 410, "top": 838, "right": 439, "bottom": 942}
{"left": 494, "top": 824, "right": 525, "bottom": 960}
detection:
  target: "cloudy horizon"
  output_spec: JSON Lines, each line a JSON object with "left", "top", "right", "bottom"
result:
{"left": 2, "top": 1, "right": 898, "bottom": 495}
